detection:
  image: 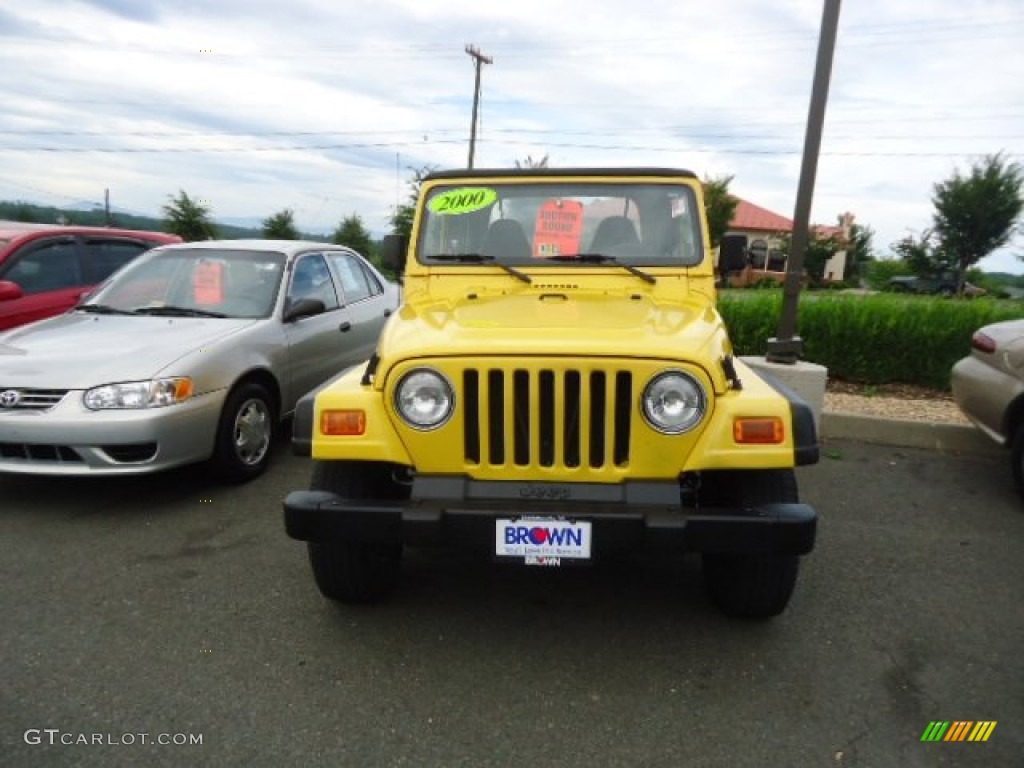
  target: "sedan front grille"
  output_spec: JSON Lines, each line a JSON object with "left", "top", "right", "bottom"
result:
{"left": 0, "top": 388, "right": 69, "bottom": 411}
{"left": 0, "top": 442, "right": 83, "bottom": 462}
{"left": 462, "top": 367, "right": 633, "bottom": 471}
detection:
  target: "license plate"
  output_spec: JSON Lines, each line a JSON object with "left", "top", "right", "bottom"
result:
{"left": 495, "top": 518, "right": 592, "bottom": 564}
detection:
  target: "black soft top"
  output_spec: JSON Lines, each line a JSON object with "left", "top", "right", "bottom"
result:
{"left": 424, "top": 167, "right": 698, "bottom": 181}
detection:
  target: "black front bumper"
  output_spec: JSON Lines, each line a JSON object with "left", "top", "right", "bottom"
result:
{"left": 283, "top": 478, "right": 817, "bottom": 556}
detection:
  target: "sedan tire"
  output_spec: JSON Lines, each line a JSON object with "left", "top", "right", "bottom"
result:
{"left": 1010, "top": 428, "right": 1024, "bottom": 499}
{"left": 212, "top": 381, "right": 276, "bottom": 483}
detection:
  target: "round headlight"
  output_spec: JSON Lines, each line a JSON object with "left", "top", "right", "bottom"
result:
{"left": 641, "top": 370, "right": 706, "bottom": 434}
{"left": 395, "top": 368, "right": 454, "bottom": 430}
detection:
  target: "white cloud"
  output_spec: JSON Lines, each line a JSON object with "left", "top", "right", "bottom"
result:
{"left": 0, "top": 0, "right": 1022, "bottom": 269}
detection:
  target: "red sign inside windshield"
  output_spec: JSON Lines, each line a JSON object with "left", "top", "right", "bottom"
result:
{"left": 533, "top": 199, "right": 583, "bottom": 258}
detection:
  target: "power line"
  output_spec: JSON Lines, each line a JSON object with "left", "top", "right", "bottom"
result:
{"left": 0, "top": 140, "right": 1016, "bottom": 159}
{"left": 0, "top": 174, "right": 102, "bottom": 204}
{"left": 2, "top": 14, "right": 1022, "bottom": 59}
{"left": 0, "top": 127, "right": 1021, "bottom": 142}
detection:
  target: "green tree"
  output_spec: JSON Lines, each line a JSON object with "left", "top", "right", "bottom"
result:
{"left": 332, "top": 213, "right": 375, "bottom": 256}
{"left": 11, "top": 203, "right": 38, "bottom": 223}
{"left": 778, "top": 230, "right": 843, "bottom": 284}
{"left": 515, "top": 154, "right": 549, "bottom": 169}
{"left": 932, "top": 152, "right": 1024, "bottom": 293}
{"left": 843, "top": 223, "right": 875, "bottom": 283}
{"left": 262, "top": 208, "right": 299, "bottom": 240}
{"left": 890, "top": 230, "right": 953, "bottom": 276}
{"left": 702, "top": 175, "right": 738, "bottom": 248}
{"left": 162, "top": 190, "right": 217, "bottom": 241}
{"left": 389, "top": 165, "right": 437, "bottom": 239}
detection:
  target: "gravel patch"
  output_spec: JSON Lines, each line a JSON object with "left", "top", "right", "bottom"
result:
{"left": 823, "top": 381, "right": 969, "bottom": 425}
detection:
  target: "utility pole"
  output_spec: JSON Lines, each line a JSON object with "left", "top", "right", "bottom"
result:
{"left": 765, "top": 0, "right": 842, "bottom": 364}
{"left": 104, "top": 188, "right": 111, "bottom": 226}
{"left": 465, "top": 44, "right": 492, "bottom": 169}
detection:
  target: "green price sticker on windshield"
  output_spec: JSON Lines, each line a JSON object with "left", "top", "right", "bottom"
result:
{"left": 428, "top": 187, "right": 497, "bottom": 215}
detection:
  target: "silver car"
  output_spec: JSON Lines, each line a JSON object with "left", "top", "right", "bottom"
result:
{"left": 0, "top": 240, "right": 399, "bottom": 481}
{"left": 951, "top": 318, "right": 1024, "bottom": 496}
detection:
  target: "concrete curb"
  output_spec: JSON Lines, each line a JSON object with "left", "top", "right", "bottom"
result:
{"left": 821, "top": 411, "right": 1004, "bottom": 457}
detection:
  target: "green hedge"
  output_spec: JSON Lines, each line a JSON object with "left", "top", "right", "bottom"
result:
{"left": 718, "top": 291, "right": 1024, "bottom": 390}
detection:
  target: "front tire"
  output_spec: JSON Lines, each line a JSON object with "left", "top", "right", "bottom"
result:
{"left": 306, "top": 461, "right": 409, "bottom": 603}
{"left": 211, "top": 381, "right": 276, "bottom": 483}
{"left": 699, "top": 469, "right": 802, "bottom": 620}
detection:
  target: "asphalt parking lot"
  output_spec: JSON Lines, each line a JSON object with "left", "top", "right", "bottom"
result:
{"left": 1, "top": 438, "right": 1022, "bottom": 767}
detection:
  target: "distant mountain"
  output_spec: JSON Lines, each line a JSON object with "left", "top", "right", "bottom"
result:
{"left": 0, "top": 200, "right": 262, "bottom": 239}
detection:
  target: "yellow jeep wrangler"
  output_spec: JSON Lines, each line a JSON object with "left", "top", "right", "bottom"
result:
{"left": 283, "top": 167, "right": 818, "bottom": 619}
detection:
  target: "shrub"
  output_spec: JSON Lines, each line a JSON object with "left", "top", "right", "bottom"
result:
{"left": 718, "top": 291, "right": 1024, "bottom": 390}
{"left": 865, "top": 259, "right": 913, "bottom": 291}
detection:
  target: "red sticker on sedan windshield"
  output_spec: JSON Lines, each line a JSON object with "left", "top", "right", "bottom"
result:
{"left": 193, "top": 261, "right": 224, "bottom": 305}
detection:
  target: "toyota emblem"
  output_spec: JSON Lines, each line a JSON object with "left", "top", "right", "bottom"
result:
{"left": 0, "top": 389, "right": 21, "bottom": 408}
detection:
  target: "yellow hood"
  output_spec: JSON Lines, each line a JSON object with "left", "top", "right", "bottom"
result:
{"left": 377, "top": 286, "right": 731, "bottom": 392}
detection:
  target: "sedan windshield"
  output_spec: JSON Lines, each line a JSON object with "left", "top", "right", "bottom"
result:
{"left": 417, "top": 180, "right": 704, "bottom": 268}
{"left": 84, "top": 249, "right": 286, "bottom": 318}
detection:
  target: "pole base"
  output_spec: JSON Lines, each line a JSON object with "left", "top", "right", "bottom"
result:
{"left": 765, "top": 336, "right": 805, "bottom": 365}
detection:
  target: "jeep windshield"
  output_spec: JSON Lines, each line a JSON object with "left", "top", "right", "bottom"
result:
{"left": 417, "top": 180, "right": 704, "bottom": 268}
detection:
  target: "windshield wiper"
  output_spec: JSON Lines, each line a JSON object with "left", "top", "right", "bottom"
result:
{"left": 134, "top": 305, "right": 228, "bottom": 318}
{"left": 429, "top": 253, "right": 532, "bottom": 284}
{"left": 76, "top": 303, "right": 138, "bottom": 315}
{"left": 550, "top": 254, "right": 657, "bottom": 284}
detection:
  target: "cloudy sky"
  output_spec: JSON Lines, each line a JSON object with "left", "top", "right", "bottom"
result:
{"left": 2, "top": 0, "right": 1023, "bottom": 270}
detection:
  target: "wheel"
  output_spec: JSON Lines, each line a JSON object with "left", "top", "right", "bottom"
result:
{"left": 699, "top": 469, "right": 802, "bottom": 620}
{"left": 306, "top": 461, "right": 409, "bottom": 603}
{"left": 1010, "top": 428, "right": 1024, "bottom": 499}
{"left": 211, "top": 381, "right": 275, "bottom": 483}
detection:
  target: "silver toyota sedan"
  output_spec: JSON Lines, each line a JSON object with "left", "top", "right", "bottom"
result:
{"left": 0, "top": 240, "right": 399, "bottom": 481}
{"left": 951, "top": 318, "right": 1024, "bottom": 497}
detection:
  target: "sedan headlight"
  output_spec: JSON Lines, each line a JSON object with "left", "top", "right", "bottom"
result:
{"left": 83, "top": 378, "right": 194, "bottom": 410}
{"left": 394, "top": 368, "right": 454, "bottom": 430}
{"left": 641, "top": 370, "right": 706, "bottom": 434}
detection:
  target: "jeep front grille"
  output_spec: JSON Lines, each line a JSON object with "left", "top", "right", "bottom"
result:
{"left": 462, "top": 367, "right": 633, "bottom": 470}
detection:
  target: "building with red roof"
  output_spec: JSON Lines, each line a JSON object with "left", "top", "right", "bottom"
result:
{"left": 724, "top": 198, "right": 853, "bottom": 282}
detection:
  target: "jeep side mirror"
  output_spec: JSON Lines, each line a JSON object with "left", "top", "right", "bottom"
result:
{"left": 0, "top": 280, "right": 24, "bottom": 301}
{"left": 381, "top": 235, "right": 408, "bottom": 273}
{"left": 718, "top": 235, "right": 749, "bottom": 274}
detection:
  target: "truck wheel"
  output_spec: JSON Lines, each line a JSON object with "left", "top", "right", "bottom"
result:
{"left": 308, "top": 541, "right": 402, "bottom": 603}
{"left": 700, "top": 469, "right": 801, "bottom": 620}
{"left": 306, "top": 461, "right": 407, "bottom": 603}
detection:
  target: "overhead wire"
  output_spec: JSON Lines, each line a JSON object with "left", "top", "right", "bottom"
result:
{"left": 1, "top": 13, "right": 1023, "bottom": 59}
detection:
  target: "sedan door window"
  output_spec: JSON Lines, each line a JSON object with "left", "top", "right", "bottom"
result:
{"left": 326, "top": 252, "right": 381, "bottom": 305}
{"left": 287, "top": 254, "right": 339, "bottom": 311}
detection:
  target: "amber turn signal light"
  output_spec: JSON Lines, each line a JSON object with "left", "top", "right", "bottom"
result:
{"left": 321, "top": 410, "right": 366, "bottom": 436}
{"left": 734, "top": 417, "right": 784, "bottom": 444}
